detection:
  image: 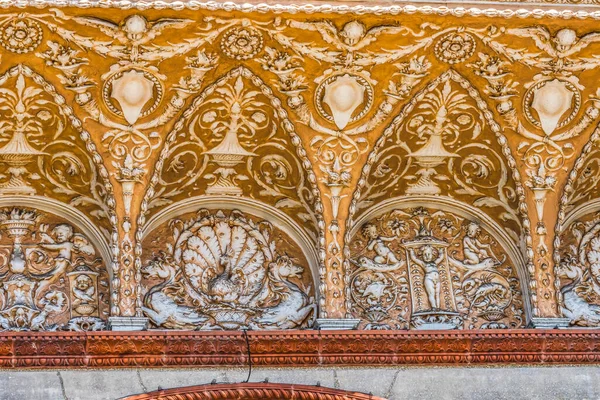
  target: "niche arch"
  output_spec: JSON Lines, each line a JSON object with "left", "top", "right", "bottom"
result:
{"left": 138, "top": 196, "right": 319, "bottom": 330}
{"left": 345, "top": 196, "right": 530, "bottom": 330}
{"left": 0, "top": 196, "right": 112, "bottom": 331}
{"left": 137, "top": 65, "right": 326, "bottom": 318}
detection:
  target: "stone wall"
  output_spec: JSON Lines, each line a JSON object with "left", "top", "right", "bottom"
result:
{"left": 4, "top": 366, "right": 600, "bottom": 400}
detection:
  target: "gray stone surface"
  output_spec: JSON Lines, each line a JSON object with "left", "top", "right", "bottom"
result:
{"left": 2, "top": 366, "right": 600, "bottom": 399}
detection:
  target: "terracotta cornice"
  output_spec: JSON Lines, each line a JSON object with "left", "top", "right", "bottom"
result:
{"left": 0, "top": 329, "right": 599, "bottom": 368}
{"left": 122, "top": 382, "right": 385, "bottom": 400}
{"left": 0, "top": 0, "right": 600, "bottom": 19}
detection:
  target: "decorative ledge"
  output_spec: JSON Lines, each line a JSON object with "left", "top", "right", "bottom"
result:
{"left": 0, "top": 329, "right": 600, "bottom": 368}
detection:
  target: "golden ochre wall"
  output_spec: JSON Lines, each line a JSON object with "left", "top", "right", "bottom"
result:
{"left": 0, "top": 2, "right": 597, "bottom": 331}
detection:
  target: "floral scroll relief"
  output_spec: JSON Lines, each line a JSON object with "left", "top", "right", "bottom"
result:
{"left": 36, "top": 11, "right": 222, "bottom": 166}
{"left": 143, "top": 68, "right": 322, "bottom": 239}
{"left": 257, "top": 19, "right": 444, "bottom": 171}
{"left": 0, "top": 208, "right": 109, "bottom": 331}
{"left": 352, "top": 71, "right": 524, "bottom": 242}
{"left": 347, "top": 208, "right": 524, "bottom": 330}
{"left": 470, "top": 27, "right": 600, "bottom": 209}
{"left": 0, "top": 66, "right": 113, "bottom": 235}
{"left": 0, "top": 16, "right": 43, "bottom": 54}
{"left": 140, "top": 209, "right": 316, "bottom": 330}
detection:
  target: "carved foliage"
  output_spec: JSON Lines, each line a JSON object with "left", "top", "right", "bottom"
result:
{"left": 142, "top": 67, "right": 322, "bottom": 241}
{"left": 351, "top": 71, "right": 526, "bottom": 242}
{"left": 347, "top": 207, "right": 525, "bottom": 330}
{"left": 0, "top": 207, "right": 108, "bottom": 331}
{"left": 0, "top": 65, "right": 115, "bottom": 238}
{"left": 140, "top": 209, "right": 316, "bottom": 330}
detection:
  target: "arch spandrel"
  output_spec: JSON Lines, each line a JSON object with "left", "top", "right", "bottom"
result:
{"left": 139, "top": 66, "right": 324, "bottom": 245}
{"left": 140, "top": 208, "right": 317, "bottom": 330}
{"left": 0, "top": 65, "right": 117, "bottom": 240}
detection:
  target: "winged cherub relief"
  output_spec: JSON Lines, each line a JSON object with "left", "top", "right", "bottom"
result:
{"left": 0, "top": 208, "right": 108, "bottom": 331}
{"left": 49, "top": 10, "right": 194, "bottom": 62}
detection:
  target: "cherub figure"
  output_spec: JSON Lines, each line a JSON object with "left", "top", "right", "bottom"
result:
{"left": 38, "top": 224, "right": 95, "bottom": 262}
{"left": 409, "top": 245, "right": 445, "bottom": 310}
{"left": 508, "top": 27, "right": 600, "bottom": 59}
{"left": 72, "top": 275, "right": 96, "bottom": 304}
{"left": 32, "top": 224, "right": 96, "bottom": 299}
{"left": 361, "top": 222, "right": 400, "bottom": 265}
{"left": 50, "top": 10, "right": 194, "bottom": 62}
{"left": 463, "top": 222, "right": 497, "bottom": 265}
{"left": 287, "top": 19, "right": 409, "bottom": 52}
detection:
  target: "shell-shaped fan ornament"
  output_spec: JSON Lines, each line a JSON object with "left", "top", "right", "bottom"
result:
{"left": 174, "top": 210, "right": 272, "bottom": 306}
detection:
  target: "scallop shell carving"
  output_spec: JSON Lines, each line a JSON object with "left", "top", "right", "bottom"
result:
{"left": 142, "top": 209, "right": 316, "bottom": 330}
{"left": 175, "top": 210, "right": 271, "bottom": 305}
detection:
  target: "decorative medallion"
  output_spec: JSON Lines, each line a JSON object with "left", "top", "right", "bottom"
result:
{"left": 315, "top": 73, "right": 373, "bottom": 130}
{"left": 434, "top": 32, "right": 476, "bottom": 64}
{"left": 141, "top": 209, "right": 316, "bottom": 330}
{"left": 0, "top": 18, "right": 42, "bottom": 54}
{"left": 220, "top": 25, "right": 264, "bottom": 60}
{"left": 102, "top": 68, "right": 163, "bottom": 124}
{"left": 524, "top": 79, "right": 580, "bottom": 135}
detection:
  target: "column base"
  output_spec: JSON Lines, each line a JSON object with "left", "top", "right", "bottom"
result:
{"left": 530, "top": 317, "right": 571, "bottom": 329}
{"left": 108, "top": 317, "right": 149, "bottom": 331}
{"left": 315, "top": 318, "right": 361, "bottom": 330}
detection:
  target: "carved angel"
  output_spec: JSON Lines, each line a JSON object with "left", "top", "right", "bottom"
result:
{"left": 72, "top": 275, "right": 95, "bottom": 303}
{"left": 508, "top": 27, "right": 600, "bottom": 58}
{"left": 28, "top": 224, "right": 95, "bottom": 297}
{"left": 286, "top": 19, "right": 409, "bottom": 52}
{"left": 50, "top": 10, "right": 194, "bottom": 61}
{"left": 38, "top": 224, "right": 95, "bottom": 260}
{"left": 51, "top": 10, "right": 192, "bottom": 46}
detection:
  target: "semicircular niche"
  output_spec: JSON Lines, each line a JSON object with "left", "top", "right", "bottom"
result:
{"left": 347, "top": 205, "right": 526, "bottom": 330}
{"left": 140, "top": 208, "right": 317, "bottom": 330}
{"left": 0, "top": 207, "right": 109, "bottom": 332}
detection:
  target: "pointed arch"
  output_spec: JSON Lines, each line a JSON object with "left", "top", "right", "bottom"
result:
{"left": 137, "top": 66, "right": 326, "bottom": 318}
{"left": 347, "top": 69, "right": 530, "bottom": 243}
{"left": 344, "top": 69, "right": 534, "bottom": 325}
{"left": 0, "top": 64, "right": 120, "bottom": 315}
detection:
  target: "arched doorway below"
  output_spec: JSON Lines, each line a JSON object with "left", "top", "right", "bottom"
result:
{"left": 121, "top": 382, "right": 384, "bottom": 400}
